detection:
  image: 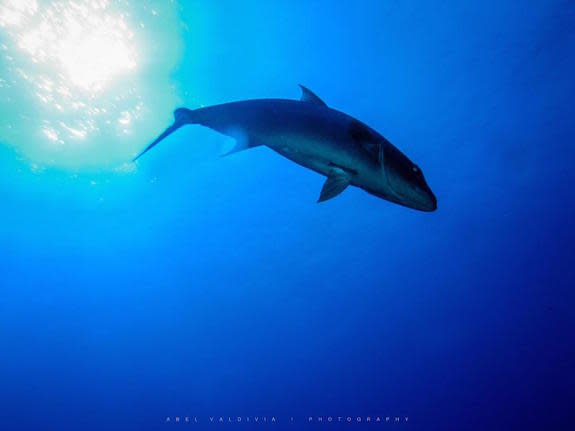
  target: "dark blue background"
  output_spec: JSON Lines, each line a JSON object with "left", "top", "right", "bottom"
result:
{"left": 1, "top": 1, "right": 574, "bottom": 429}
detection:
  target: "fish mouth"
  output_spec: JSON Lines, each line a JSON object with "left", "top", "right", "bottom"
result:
{"left": 366, "top": 180, "right": 437, "bottom": 211}
{"left": 390, "top": 187, "right": 437, "bottom": 212}
{"left": 383, "top": 160, "right": 437, "bottom": 212}
{"left": 386, "top": 174, "right": 437, "bottom": 212}
{"left": 414, "top": 189, "right": 437, "bottom": 212}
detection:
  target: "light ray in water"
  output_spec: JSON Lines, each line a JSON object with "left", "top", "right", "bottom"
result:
{"left": 0, "top": 0, "right": 183, "bottom": 169}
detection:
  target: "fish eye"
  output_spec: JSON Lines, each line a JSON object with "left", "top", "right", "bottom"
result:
{"left": 412, "top": 166, "right": 418, "bottom": 173}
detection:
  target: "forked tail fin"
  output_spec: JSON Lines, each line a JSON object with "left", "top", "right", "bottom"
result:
{"left": 132, "top": 108, "right": 195, "bottom": 162}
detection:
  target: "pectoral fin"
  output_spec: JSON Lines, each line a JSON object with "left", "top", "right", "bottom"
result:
{"left": 221, "top": 132, "right": 263, "bottom": 158}
{"left": 318, "top": 168, "right": 351, "bottom": 203}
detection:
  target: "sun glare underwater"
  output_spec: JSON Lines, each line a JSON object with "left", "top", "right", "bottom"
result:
{"left": 0, "top": 0, "right": 184, "bottom": 170}
{"left": 0, "top": 1, "right": 574, "bottom": 430}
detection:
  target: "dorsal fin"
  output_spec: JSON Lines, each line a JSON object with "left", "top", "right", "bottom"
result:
{"left": 299, "top": 84, "right": 327, "bottom": 107}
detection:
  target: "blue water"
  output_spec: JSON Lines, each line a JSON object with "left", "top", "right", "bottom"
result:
{"left": 1, "top": 1, "right": 574, "bottom": 429}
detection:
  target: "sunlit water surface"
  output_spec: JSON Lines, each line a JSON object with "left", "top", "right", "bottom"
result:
{"left": 0, "top": 0, "right": 183, "bottom": 169}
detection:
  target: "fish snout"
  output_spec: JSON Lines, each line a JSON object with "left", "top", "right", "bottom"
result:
{"left": 416, "top": 186, "right": 437, "bottom": 212}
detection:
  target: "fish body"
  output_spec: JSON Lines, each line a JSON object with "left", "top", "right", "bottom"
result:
{"left": 135, "top": 86, "right": 437, "bottom": 211}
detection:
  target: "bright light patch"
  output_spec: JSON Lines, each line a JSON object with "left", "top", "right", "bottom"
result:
{"left": 59, "top": 35, "right": 136, "bottom": 92}
{"left": 3, "top": 0, "right": 137, "bottom": 101}
{"left": 42, "top": 126, "right": 59, "bottom": 142}
{"left": 3, "top": 0, "right": 136, "bottom": 93}
{"left": 0, "top": 0, "right": 38, "bottom": 28}
{"left": 0, "top": 0, "right": 184, "bottom": 169}
{"left": 118, "top": 111, "right": 132, "bottom": 126}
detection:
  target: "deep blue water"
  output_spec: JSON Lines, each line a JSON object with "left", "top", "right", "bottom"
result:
{"left": 1, "top": 1, "right": 574, "bottom": 430}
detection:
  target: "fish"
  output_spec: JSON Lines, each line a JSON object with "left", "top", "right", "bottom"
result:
{"left": 134, "top": 85, "right": 437, "bottom": 211}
